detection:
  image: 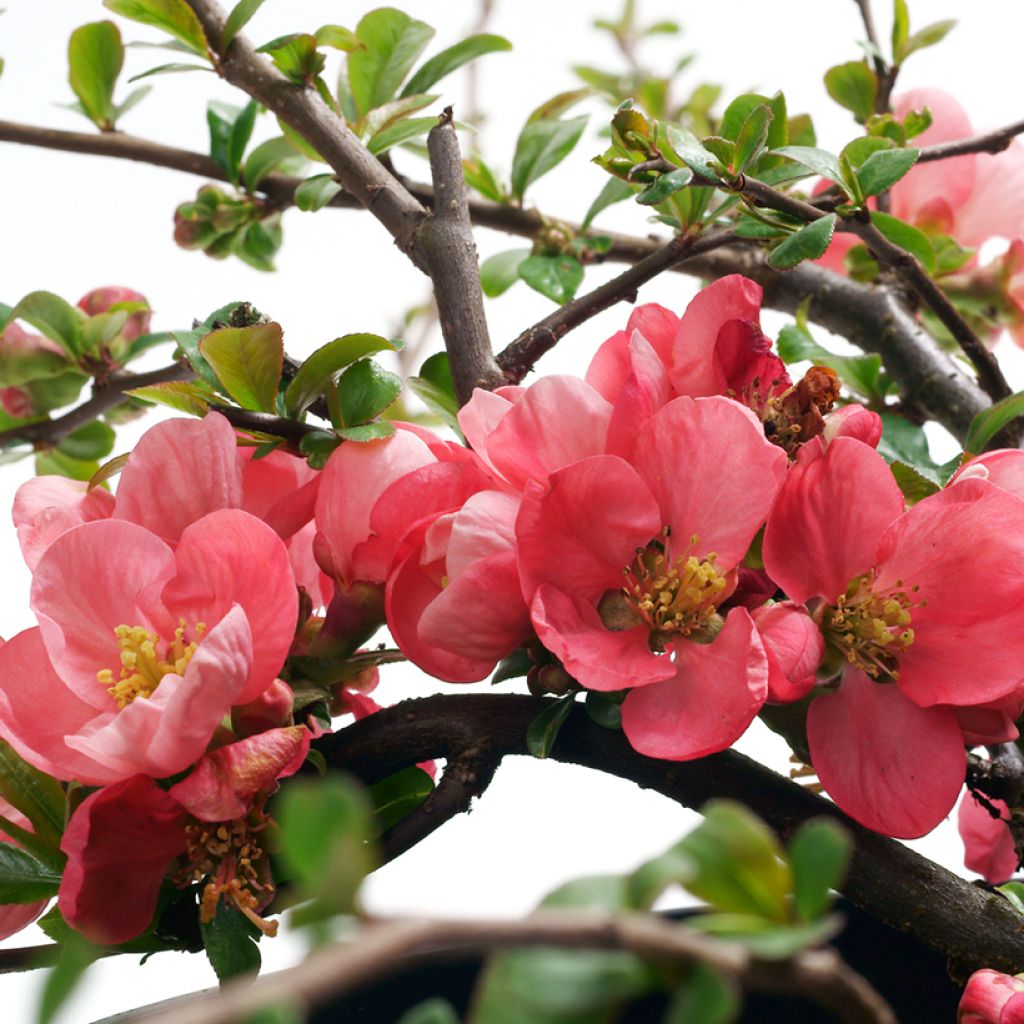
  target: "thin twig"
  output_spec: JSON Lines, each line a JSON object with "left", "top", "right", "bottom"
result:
{"left": 207, "top": 404, "right": 322, "bottom": 448}
{"left": 102, "top": 911, "right": 895, "bottom": 1024}
{"left": 918, "top": 118, "right": 1024, "bottom": 162}
{"left": 852, "top": 0, "right": 895, "bottom": 113}
{"left": 498, "top": 228, "right": 738, "bottom": 382}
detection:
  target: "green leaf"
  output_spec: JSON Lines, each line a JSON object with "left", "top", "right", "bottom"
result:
{"left": 256, "top": 33, "right": 324, "bottom": 86}
{"left": 788, "top": 819, "right": 851, "bottom": 921}
{"left": 664, "top": 124, "right": 723, "bottom": 183}
{"left": 526, "top": 694, "right": 576, "bottom": 759}
{"left": 691, "top": 913, "right": 839, "bottom": 959}
{"left": 900, "top": 19, "right": 957, "bottom": 61}
{"left": 201, "top": 903, "right": 261, "bottom": 983}
{"left": 0, "top": 845, "right": 61, "bottom": 903}
{"left": 824, "top": 60, "right": 878, "bottom": 123}
{"left": 492, "top": 648, "right": 532, "bottom": 685}
{"left": 315, "top": 24, "right": 359, "bottom": 51}
{"left": 359, "top": 93, "right": 437, "bottom": 139}
{"left": 126, "top": 379, "right": 215, "bottom": 416}
{"left": 0, "top": 741, "right": 65, "bottom": 851}
{"left": 294, "top": 173, "right": 342, "bottom": 212}
{"left": 510, "top": 116, "right": 588, "bottom": 200}
{"left": 665, "top": 965, "right": 740, "bottom": 1024}
{"left": 285, "top": 333, "right": 398, "bottom": 415}
{"left": 635, "top": 166, "right": 693, "bottom": 205}
{"left": 58, "top": 420, "right": 116, "bottom": 462}
{"left": 199, "top": 322, "right": 282, "bottom": 412}
{"left": 38, "top": 931, "right": 99, "bottom": 1024}
{"left": 68, "top": 21, "right": 124, "bottom": 129}
{"left": 856, "top": 146, "right": 918, "bottom": 197}
{"left": 207, "top": 100, "right": 258, "bottom": 184}
{"left": 999, "top": 881, "right": 1024, "bottom": 916}
{"left": 407, "top": 351, "right": 460, "bottom": 433}
{"left": 222, "top": 0, "right": 267, "bottom": 50}
{"left": 369, "top": 766, "right": 434, "bottom": 833}
{"left": 767, "top": 214, "right": 837, "bottom": 270}
{"left": 366, "top": 115, "right": 436, "bottom": 156}
{"left": 876, "top": 410, "right": 939, "bottom": 472}
{"left": 336, "top": 359, "right": 401, "bottom": 426}
{"left": 869, "top": 210, "right": 936, "bottom": 272}
{"left": 277, "top": 774, "right": 376, "bottom": 921}
{"left": 398, "top": 999, "right": 461, "bottom": 1024}
{"left": 964, "top": 391, "right": 1024, "bottom": 454}
{"left": 892, "top": 0, "right": 910, "bottom": 59}
{"left": 402, "top": 33, "right": 511, "bottom": 97}
{"left": 9, "top": 292, "right": 82, "bottom": 357}
{"left": 772, "top": 145, "right": 842, "bottom": 185}
{"left": 242, "top": 135, "right": 304, "bottom": 191}
{"left": 336, "top": 421, "right": 396, "bottom": 442}
{"left": 480, "top": 249, "right": 529, "bottom": 297}
{"left": 102, "top": 0, "right": 209, "bottom": 58}
{"left": 584, "top": 691, "right": 622, "bottom": 730}
{"left": 889, "top": 461, "right": 940, "bottom": 504}
{"left": 127, "top": 60, "right": 209, "bottom": 82}
{"left": 731, "top": 103, "right": 772, "bottom": 174}
{"left": 528, "top": 88, "right": 592, "bottom": 123}
{"left": 582, "top": 176, "right": 633, "bottom": 229}
{"left": 776, "top": 323, "right": 884, "bottom": 400}
{"left": 299, "top": 429, "right": 342, "bottom": 469}
{"left": 519, "top": 253, "right": 584, "bottom": 304}
{"left": 463, "top": 155, "right": 505, "bottom": 202}
{"left": 348, "top": 8, "right": 435, "bottom": 117}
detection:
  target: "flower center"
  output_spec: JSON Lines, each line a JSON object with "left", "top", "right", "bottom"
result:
{"left": 600, "top": 532, "right": 727, "bottom": 649}
{"left": 96, "top": 620, "right": 205, "bottom": 708}
{"left": 821, "top": 573, "right": 919, "bottom": 680}
{"left": 177, "top": 813, "right": 278, "bottom": 936}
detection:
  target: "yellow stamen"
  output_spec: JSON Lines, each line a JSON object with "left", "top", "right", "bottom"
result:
{"left": 97, "top": 619, "right": 205, "bottom": 708}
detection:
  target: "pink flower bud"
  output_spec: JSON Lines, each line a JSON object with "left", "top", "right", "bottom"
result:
{"left": 959, "top": 970, "right": 1024, "bottom": 1023}
{"left": 231, "top": 679, "right": 295, "bottom": 737}
{"left": 76, "top": 286, "right": 152, "bottom": 343}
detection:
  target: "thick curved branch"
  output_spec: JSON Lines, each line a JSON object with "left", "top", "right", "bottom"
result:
{"left": 314, "top": 694, "right": 1024, "bottom": 976}
{"left": 108, "top": 911, "right": 894, "bottom": 1024}
{"left": 0, "top": 361, "right": 194, "bottom": 450}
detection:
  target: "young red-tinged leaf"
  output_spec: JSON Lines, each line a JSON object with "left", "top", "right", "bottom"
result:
{"left": 68, "top": 21, "right": 123, "bottom": 129}
{"left": 767, "top": 214, "right": 837, "bottom": 270}
{"left": 199, "top": 321, "right": 283, "bottom": 412}
{"left": 401, "top": 33, "right": 511, "bottom": 97}
{"left": 480, "top": 248, "right": 529, "bottom": 297}
{"left": 788, "top": 819, "right": 852, "bottom": 921}
{"left": 347, "top": 8, "right": 435, "bottom": 117}
{"left": 463, "top": 155, "right": 506, "bottom": 203}
{"left": 510, "top": 115, "right": 588, "bottom": 200}
{"left": 518, "top": 253, "right": 584, "bottom": 304}
{"left": 824, "top": 60, "right": 878, "bottom": 123}
{"left": 222, "top": 0, "right": 268, "bottom": 51}
{"left": 89, "top": 452, "right": 131, "bottom": 491}
{"left": 126, "top": 379, "right": 216, "bottom": 416}
{"left": 294, "top": 173, "right": 342, "bottom": 212}
{"left": 284, "top": 333, "right": 399, "bottom": 415}
{"left": 103, "top": 0, "right": 209, "bottom": 58}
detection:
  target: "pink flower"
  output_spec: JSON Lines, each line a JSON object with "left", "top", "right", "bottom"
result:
{"left": 958, "top": 792, "right": 1018, "bottom": 884}
{"left": 59, "top": 726, "right": 308, "bottom": 944}
{"left": 751, "top": 602, "right": 824, "bottom": 703}
{"left": 77, "top": 286, "right": 152, "bottom": 344}
{"left": 764, "top": 438, "right": 1024, "bottom": 837}
{"left": 959, "top": 970, "right": 1024, "bottom": 1024}
{"left": 0, "top": 509, "right": 297, "bottom": 786}
{"left": 517, "top": 395, "right": 786, "bottom": 759}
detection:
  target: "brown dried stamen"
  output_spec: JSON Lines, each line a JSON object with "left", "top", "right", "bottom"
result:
{"left": 762, "top": 365, "right": 841, "bottom": 455}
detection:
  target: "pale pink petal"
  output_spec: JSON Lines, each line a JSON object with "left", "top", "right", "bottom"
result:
{"left": 162, "top": 510, "right": 297, "bottom": 704}
{"left": 630, "top": 396, "right": 786, "bottom": 568}
{"left": 627, "top": 304, "right": 679, "bottom": 364}
{"left": 953, "top": 450, "right": 1024, "bottom": 497}
{"left": 621, "top": 608, "right": 768, "bottom": 759}
{"left": 169, "top": 725, "right": 309, "bottom": 821}
{"left": 113, "top": 413, "right": 243, "bottom": 544}
{"left": 752, "top": 602, "right": 824, "bottom": 703}
{"left": 13, "top": 476, "right": 114, "bottom": 571}
{"left": 241, "top": 447, "right": 321, "bottom": 540}
{"left": 763, "top": 437, "right": 904, "bottom": 604}
{"left": 823, "top": 404, "right": 882, "bottom": 448}
{"left": 288, "top": 521, "right": 334, "bottom": 610}
{"left": 442, "top": 490, "right": 519, "bottom": 583}
{"left": 488, "top": 376, "right": 612, "bottom": 490}
{"left": 65, "top": 606, "right": 253, "bottom": 782}
{"left": 530, "top": 583, "right": 674, "bottom": 692}
{"left": 955, "top": 141, "right": 1024, "bottom": 246}
{"left": 606, "top": 331, "right": 673, "bottom": 456}
{"left": 807, "top": 669, "right": 965, "bottom": 838}
{"left": 670, "top": 276, "right": 763, "bottom": 397}
{"left": 31, "top": 520, "right": 176, "bottom": 706}
{"left": 958, "top": 792, "right": 1018, "bottom": 883}
{"left": 458, "top": 388, "right": 517, "bottom": 477}
{"left": 315, "top": 429, "right": 434, "bottom": 583}
{"left": 517, "top": 458, "right": 662, "bottom": 604}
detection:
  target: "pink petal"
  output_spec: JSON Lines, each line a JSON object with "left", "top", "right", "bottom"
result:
{"left": 315, "top": 429, "right": 434, "bottom": 583}
{"left": 113, "top": 413, "right": 243, "bottom": 544}
{"left": 752, "top": 602, "right": 824, "bottom": 703}
{"left": 169, "top": 725, "right": 309, "bottom": 822}
{"left": 763, "top": 437, "right": 904, "bottom": 604}
{"left": 517, "top": 457, "right": 662, "bottom": 604}
{"left": 807, "top": 669, "right": 965, "bottom": 838}
{"left": 445, "top": 490, "right": 519, "bottom": 581}
{"left": 822, "top": 404, "right": 882, "bottom": 448}
{"left": 670, "top": 276, "right": 763, "bottom": 397}
{"left": 65, "top": 606, "right": 254, "bottom": 782}
{"left": 585, "top": 303, "right": 679, "bottom": 403}
{"left": 458, "top": 387, "right": 517, "bottom": 477}
{"left": 606, "top": 331, "right": 673, "bottom": 457}
{"left": 529, "top": 583, "right": 674, "bottom": 692}
{"left": 0, "top": 901, "right": 46, "bottom": 942}
{"left": 955, "top": 142, "right": 1024, "bottom": 246}
{"left": 958, "top": 792, "right": 1018, "bottom": 883}
{"left": 955, "top": 688, "right": 1024, "bottom": 746}
{"left": 630, "top": 396, "right": 787, "bottom": 568}
{"left": 59, "top": 775, "right": 187, "bottom": 945}
{"left": 488, "top": 376, "right": 612, "bottom": 490}
{"left": 31, "top": 519, "right": 176, "bottom": 707}
{"left": 162, "top": 509, "right": 297, "bottom": 703}
{"left": 13, "top": 476, "right": 113, "bottom": 571}
{"left": 241, "top": 447, "right": 321, "bottom": 540}
{"left": 953, "top": 450, "right": 1024, "bottom": 497}
{"left": 622, "top": 608, "right": 768, "bottom": 759}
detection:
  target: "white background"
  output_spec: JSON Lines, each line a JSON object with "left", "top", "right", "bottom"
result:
{"left": 1, "top": 0, "right": 1023, "bottom": 1019}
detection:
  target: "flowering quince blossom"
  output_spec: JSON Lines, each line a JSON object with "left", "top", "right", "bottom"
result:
{"left": 958, "top": 791, "right": 1018, "bottom": 884}
{"left": 763, "top": 437, "right": 1024, "bottom": 837}
{"left": 959, "top": 970, "right": 1024, "bottom": 1024}
{"left": 58, "top": 726, "right": 309, "bottom": 944}
{"left": 517, "top": 394, "right": 786, "bottom": 759}
{"left": 76, "top": 285, "right": 152, "bottom": 344}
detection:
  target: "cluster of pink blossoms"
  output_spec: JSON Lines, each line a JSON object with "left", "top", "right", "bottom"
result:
{"left": 5, "top": 272, "right": 1024, "bottom": 947}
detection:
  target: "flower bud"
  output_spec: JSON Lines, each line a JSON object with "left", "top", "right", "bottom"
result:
{"left": 231, "top": 680, "right": 294, "bottom": 738}
{"left": 959, "top": 969, "right": 1024, "bottom": 1023}
{"left": 76, "top": 287, "right": 152, "bottom": 343}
